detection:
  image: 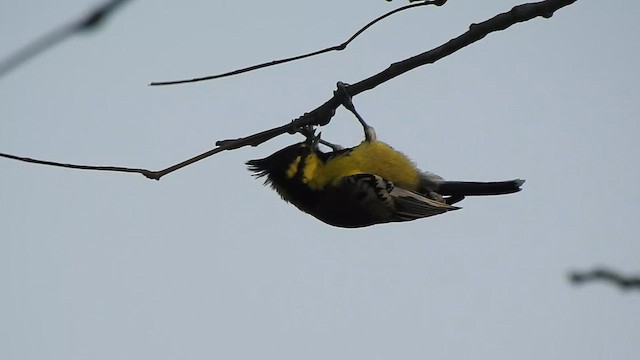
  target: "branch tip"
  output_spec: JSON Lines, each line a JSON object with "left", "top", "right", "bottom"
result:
{"left": 569, "top": 268, "right": 640, "bottom": 291}
{"left": 149, "top": 0, "right": 446, "bottom": 86}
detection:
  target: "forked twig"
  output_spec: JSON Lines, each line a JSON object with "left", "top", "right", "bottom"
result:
{"left": 149, "top": 0, "right": 447, "bottom": 86}
{"left": 1, "top": 0, "right": 579, "bottom": 180}
{"left": 0, "top": 103, "right": 338, "bottom": 180}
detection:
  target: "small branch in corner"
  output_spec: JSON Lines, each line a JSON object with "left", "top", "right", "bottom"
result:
{"left": 569, "top": 267, "right": 640, "bottom": 291}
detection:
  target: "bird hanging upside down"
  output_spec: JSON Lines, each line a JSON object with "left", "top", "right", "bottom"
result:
{"left": 248, "top": 86, "right": 524, "bottom": 228}
{"left": 247, "top": 124, "right": 523, "bottom": 228}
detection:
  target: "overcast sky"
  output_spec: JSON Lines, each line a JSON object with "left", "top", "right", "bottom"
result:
{"left": 2, "top": 1, "right": 639, "bottom": 359}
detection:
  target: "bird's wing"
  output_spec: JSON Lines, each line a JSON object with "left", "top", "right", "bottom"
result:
{"left": 339, "top": 174, "right": 459, "bottom": 222}
{"left": 389, "top": 183, "right": 460, "bottom": 220}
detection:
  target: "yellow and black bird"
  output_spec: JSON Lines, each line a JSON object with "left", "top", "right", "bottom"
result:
{"left": 248, "top": 89, "right": 523, "bottom": 228}
{"left": 247, "top": 121, "right": 524, "bottom": 228}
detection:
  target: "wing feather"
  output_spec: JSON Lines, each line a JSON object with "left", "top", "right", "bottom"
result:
{"left": 339, "top": 174, "right": 459, "bottom": 223}
{"left": 390, "top": 186, "right": 459, "bottom": 220}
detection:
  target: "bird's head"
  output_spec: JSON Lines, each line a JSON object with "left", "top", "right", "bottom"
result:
{"left": 246, "top": 142, "right": 317, "bottom": 187}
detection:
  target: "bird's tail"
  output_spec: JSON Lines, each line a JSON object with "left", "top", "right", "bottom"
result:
{"left": 437, "top": 179, "right": 525, "bottom": 196}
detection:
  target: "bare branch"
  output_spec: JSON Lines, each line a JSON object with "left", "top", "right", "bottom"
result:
{"left": 0, "top": 0, "right": 132, "bottom": 79}
{"left": 0, "top": 151, "right": 151, "bottom": 177}
{"left": 0, "top": 105, "right": 337, "bottom": 181}
{"left": 346, "top": 0, "right": 577, "bottom": 96}
{"left": 569, "top": 267, "right": 640, "bottom": 291}
{"left": 1, "top": 0, "right": 579, "bottom": 180}
{"left": 149, "top": 0, "right": 447, "bottom": 86}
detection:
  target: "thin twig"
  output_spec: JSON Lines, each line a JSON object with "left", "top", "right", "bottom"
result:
{"left": 1, "top": 0, "right": 579, "bottom": 180}
{"left": 345, "top": 0, "right": 578, "bottom": 97}
{"left": 0, "top": 152, "right": 154, "bottom": 177}
{"left": 0, "top": 105, "right": 336, "bottom": 181}
{"left": 569, "top": 267, "right": 640, "bottom": 291}
{"left": 149, "top": 0, "right": 447, "bottom": 86}
{"left": 0, "top": 0, "right": 132, "bottom": 78}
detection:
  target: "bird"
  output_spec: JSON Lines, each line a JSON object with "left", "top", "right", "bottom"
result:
{"left": 248, "top": 84, "right": 523, "bottom": 228}
{"left": 247, "top": 123, "right": 524, "bottom": 228}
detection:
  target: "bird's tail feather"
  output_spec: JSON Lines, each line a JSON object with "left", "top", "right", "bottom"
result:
{"left": 437, "top": 179, "right": 525, "bottom": 196}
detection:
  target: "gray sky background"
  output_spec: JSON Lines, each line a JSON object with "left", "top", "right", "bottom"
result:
{"left": 2, "top": 1, "right": 639, "bottom": 359}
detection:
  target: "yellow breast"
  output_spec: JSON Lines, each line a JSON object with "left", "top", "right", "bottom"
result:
{"left": 306, "top": 140, "right": 420, "bottom": 191}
